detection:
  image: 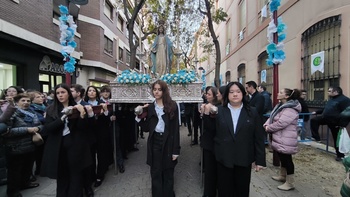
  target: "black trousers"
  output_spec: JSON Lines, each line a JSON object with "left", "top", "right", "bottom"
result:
{"left": 57, "top": 134, "right": 83, "bottom": 197}
{"left": 278, "top": 152, "right": 294, "bottom": 175}
{"left": 310, "top": 116, "right": 344, "bottom": 157}
{"left": 203, "top": 149, "right": 217, "bottom": 197}
{"left": 217, "top": 162, "right": 251, "bottom": 197}
{"left": 6, "top": 151, "right": 35, "bottom": 196}
{"left": 151, "top": 132, "right": 175, "bottom": 197}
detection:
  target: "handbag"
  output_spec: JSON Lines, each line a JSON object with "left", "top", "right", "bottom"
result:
{"left": 32, "top": 132, "right": 44, "bottom": 146}
{"left": 337, "top": 128, "right": 350, "bottom": 155}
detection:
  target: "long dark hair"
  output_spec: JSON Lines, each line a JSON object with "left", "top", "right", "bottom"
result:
{"left": 206, "top": 86, "right": 219, "bottom": 105}
{"left": 152, "top": 80, "right": 176, "bottom": 119}
{"left": 84, "top": 86, "right": 100, "bottom": 102}
{"left": 222, "top": 82, "right": 251, "bottom": 114}
{"left": 46, "top": 83, "right": 76, "bottom": 119}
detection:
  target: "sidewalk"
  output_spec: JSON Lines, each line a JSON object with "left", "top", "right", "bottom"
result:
{"left": 0, "top": 126, "right": 342, "bottom": 197}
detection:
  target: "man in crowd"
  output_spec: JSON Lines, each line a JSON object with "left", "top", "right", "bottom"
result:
{"left": 298, "top": 90, "right": 310, "bottom": 145}
{"left": 310, "top": 86, "right": 350, "bottom": 161}
{"left": 245, "top": 81, "right": 265, "bottom": 117}
{"left": 258, "top": 84, "right": 272, "bottom": 115}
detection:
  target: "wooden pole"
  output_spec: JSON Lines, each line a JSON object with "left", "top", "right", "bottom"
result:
{"left": 272, "top": 9, "right": 280, "bottom": 167}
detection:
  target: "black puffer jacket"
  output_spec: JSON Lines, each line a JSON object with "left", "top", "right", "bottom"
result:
{"left": 3, "top": 108, "right": 43, "bottom": 155}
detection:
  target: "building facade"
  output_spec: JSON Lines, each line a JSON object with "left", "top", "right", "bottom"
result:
{"left": 0, "top": 0, "right": 145, "bottom": 92}
{"left": 196, "top": 0, "right": 350, "bottom": 107}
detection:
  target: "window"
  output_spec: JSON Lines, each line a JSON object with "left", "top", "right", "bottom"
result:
{"left": 237, "top": 64, "right": 246, "bottom": 84}
{"left": 258, "top": 51, "right": 273, "bottom": 95}
{"left": 226, "top": 18, "right": 232, "bottom": 55}
{"left": 225, "top": 71, "right": 231, "bottom": 84}
{"left": 104, "top": 0, "right": 113, "bottom": 19}
{"left": 0, "top": 63, "right": 15, "bottom": 91}
{"left": 239, "top": 0, "right": 246, "bottom": 32}
{"left": 301, "top": 15, "right": 341, "bottom": 107}
{"left": 118, "top": 47, "right": 123, "bottom": 62}
{"left": 126, "top": 50, "right": 131, "bottom": 65}
{"left": 104, "top": 36, "right": 113, "bottom": 55}
{"left": 117, "top": 15, "right": 124, "bottom": 32}
{"left": 259, "top": 0, "right": 269, "bottom": 24}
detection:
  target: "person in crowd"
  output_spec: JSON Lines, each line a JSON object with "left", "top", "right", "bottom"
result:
{"left": 200, "top": 86, "right": 220, "bottom": 197}
{"left": 258, "top": 84, "right": 272, "bottom": 114}
{"left": 0, "top": 86, "right": 23, "bottom": 189}
{"left": 217, "top": 85, "right": 226, "bottom": 102}
{"left": 264, "top": 88, "right": 301, "bottom": 191}
{"left": 136, "top": 80, "right": 180, "bottom": 197}
{"left": 184, "top": 103, "right": 194, "bottom": 137}
{"left": 245, "top": 81, "right": 265, "bottom": 117}
{"left": 214, "top": 81, "right": 266, "bottom": 196}
{"left": 46, "top": 90, "right": 55, "bottom": 105}
{"left": 84, "top": 86, "right": 111, "bottom": 188}
{"left": 298, "top": 90, "right": 310, "bottom": 143}
{"left": 310, "top": 86, "right": 350, "bottom": 161}
{"left": 0, "top": 86, "right": 24, "bottom": 100}
{"left": 41, "top": 83, "right": 92, "bottom": 197}
{"left": 99, "top": 85, "right": 114, "bottom": 167}
{"left": 110, "top": 104, "right": 126, "bottom": 173}
{"left": 150, "top": 23, "right": 174, "bottom": 76}
{"left": 2, "top": 93, "right": 42, "bottom": 197}
{"left": 70, "top": 84, "right": 95, "bottom": 196}
{"left": 28, "top": 91, "right": 46, "bottom": 177}
{"left": 70, "top": 84, "right": 88, "bottom": 105}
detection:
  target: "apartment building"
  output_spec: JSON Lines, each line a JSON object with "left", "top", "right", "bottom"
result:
{"left": 0, "top": 0, "right": 145, "bottom": 92}
{"left": 196, "top": 0, "right": 350, "bottom": 106}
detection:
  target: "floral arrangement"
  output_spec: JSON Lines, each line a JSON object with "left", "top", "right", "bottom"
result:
{"left": 266, "top": 0, "right": 287, "bottom": 66}
{"left": 58, "top": 5, "right": 77, "bottom": 73}
{"left": 116, "top": 70, "right": 151, "bottom": 84}
{"left": 160, "top": 69, "right": 197, "bottom": 84}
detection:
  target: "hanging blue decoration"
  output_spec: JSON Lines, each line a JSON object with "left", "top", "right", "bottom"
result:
{"left": 278, "top": 33, "right": 286, "bottom": 42}
{"left": 267, "top": 43, "right": 277, "bottom": 54}
{"left": 59, "top": 5, "right": 77, "bottom": 73}
{"left": 266, "top": 0, "right": 286, "bottom": 66}
{"left": 269, "top": 0, "right": 281, "bottom": 12}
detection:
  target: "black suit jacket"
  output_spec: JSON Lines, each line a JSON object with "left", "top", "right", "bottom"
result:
{"left": 214, "top": 105, "right": 266, "bottom": 168}
{"left": 143, "top": 102, "right": 181, "bottom": 169}
{"left": 41, "top": 114, "right": 92, "bottom": 179}
{"left": 247, "top": 91, "right": 265, "bottom": 117}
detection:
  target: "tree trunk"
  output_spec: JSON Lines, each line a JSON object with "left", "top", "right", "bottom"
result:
{"left": 204, "top": 0, "right": 221, "bottom": 87}
{"left": 123, "top": 0, "right": 146, "bottom": 70}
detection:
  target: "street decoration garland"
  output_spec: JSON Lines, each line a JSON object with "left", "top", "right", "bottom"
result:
{"left": 160, "top": 69, "right": 197, "bottom": 84}
{"left": 116, "top": 69, "right": 151, "bottom": 84}
{"left": 266, "top": 0, "right": 287, "bottom": 66}
{"left": 59, "top": 5, "right": 77, "bottom": 73}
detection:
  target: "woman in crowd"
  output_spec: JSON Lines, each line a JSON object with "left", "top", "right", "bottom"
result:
{"left": 84, "top": 85, "right": 111, "bottom": 188}
{"left": 264, "top": 88, "right": 301, "bottom": 191}
{"left": 41, "top": 83, "right": 92, "bottom": 197}
{"left": 214, "top": 82, "right": 266, "bottom": 197}
{"left": 200, "top": 86, "right": 220, "bottom": 197}
{"left": 29, "top": 91, "right": 46, "bottom": 176}
{"left": 3, "top": 93, "right": 42, "bottom": 197}
{"left": 137, "top": 80, "right": 180, "bottom": 197}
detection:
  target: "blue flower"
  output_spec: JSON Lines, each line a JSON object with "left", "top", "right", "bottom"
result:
{"left": 59, "top": 5, "right": 69, "bottom": 14}
{"left": 278, "top": 33, "right": 286, "bottom": 42}
{"left": 64, "top": 61, "right": 75, "bottom": 73}
{"left": 267, "top": 43, "right": 277, "bottom": 54}
{"left": 269, "top": 0, "right": 281, "bottom": 12}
